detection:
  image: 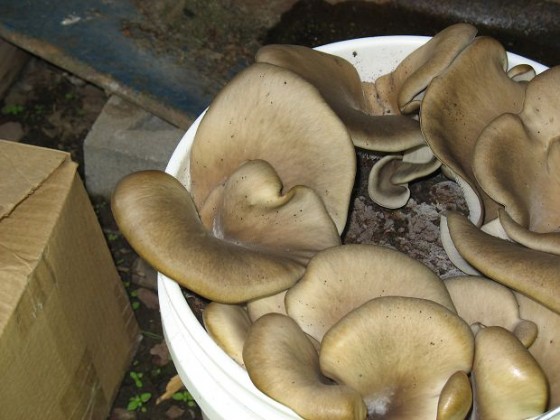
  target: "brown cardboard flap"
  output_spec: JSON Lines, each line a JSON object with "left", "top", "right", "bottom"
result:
{"left": 0, "top": 139, "right": 69, "bottom": 220}
{"left": 0, "top": 143, "right": 76, "bottom": 336}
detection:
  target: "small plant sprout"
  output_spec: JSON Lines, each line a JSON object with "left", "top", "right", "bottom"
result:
{"left": 130, "top": 371, "right": 144, "bottom": 388}
{"left": 129, "top": 289, "right": 140, "bottom": 310}
{"left": 127, "top": 392, "right": 152, "bottom": 412}
{"left": 1, "top": 104, "right": 24, "bottom": 116}
{"left": 172, "top": 390, "right": 197, "bottom": 408}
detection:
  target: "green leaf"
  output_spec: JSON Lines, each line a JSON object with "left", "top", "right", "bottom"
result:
{"left": 140, "top": 392, "right": 152, "bottom": 403}
{"left": 127, "top": 399, "right": 139, "bottom": 411}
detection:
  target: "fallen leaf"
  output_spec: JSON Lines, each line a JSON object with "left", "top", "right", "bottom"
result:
{"left": 150, "top": 342, "right": 170, "bottom": 366}
{"left": 157, "top": 375, "right": 185, "bottom": 404}
{"left": 137, "top": 287, "right": 159, "bottom": 310}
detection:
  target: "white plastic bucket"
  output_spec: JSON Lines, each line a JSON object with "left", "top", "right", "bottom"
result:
{"left": 158, "top": 36, "right": 549, "bottom": 419}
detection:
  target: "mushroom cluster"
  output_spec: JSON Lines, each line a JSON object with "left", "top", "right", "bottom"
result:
{"left": 112, "top": 23, "right": 560, "bottom": 419}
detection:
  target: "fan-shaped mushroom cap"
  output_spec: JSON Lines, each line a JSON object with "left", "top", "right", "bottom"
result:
{"left": 243, "top": 313, "right": 367, "bottom": 420}
{"left": 445, "top": 211, "right": 560, "bottom": 315}
{"left": 471, "top": 326, "right": 548, "bottom": 419}
{"left": 421, "top": 36, "right": 528, "bottom": 224}
{"left": 444, "top": 275, "right": 538, "bottom": 347}
{"left": 516, "top": 292, "right": 560, "bottom": 408}
{"left": 203, "top": 302, "right": 251, "bottom": 366}
{"left": 285, "top": 244, "right": 456, "bottom": 343}
{"left": 198, "top": 159, "right": 341, "bottom": 265}
{"left": 190, "top": 62, "right": 356, "bottom": 233}
{"left": 367, "top": 145, "right": 441, "bottom": 209}
{"left": 320, "top": 296, "right": 473, "bottom": 419}
{"left": 437, "top": 371, "right": 473, "bottom": 420}
{"left": 255, "top": 43, "right": 425, "bottom": 153}
{"left": 375, "top": 23, "right": 477, "bottom": 114}
{"left": 472, "top": 66, "right": 560, "bottom": 234}
{"left": 111, "top": 170, "right": 305, "bottom": 303}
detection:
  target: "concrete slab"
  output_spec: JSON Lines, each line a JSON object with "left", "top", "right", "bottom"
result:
{"left": 84, "top": 95, "right": 184, "bottom": 199}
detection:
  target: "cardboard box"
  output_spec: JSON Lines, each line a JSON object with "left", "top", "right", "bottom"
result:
{"left": 0, "top": 140, "right": 139, "bottom": 419}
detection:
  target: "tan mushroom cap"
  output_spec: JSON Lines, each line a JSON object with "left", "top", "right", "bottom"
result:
{"left": 203, "top": 302, "right": 251, "bottom": 366}
{"left": 243, "top": 313, "right": 367, "bottom": 420}
{"left": 367, "top": 145, "right": 441, "bottom": 209}
{"left": 471, "top": 326, "right": 548, "bottom": 419}
{"left": 320, "top": 296, "right": 474, "bottom": 419}
{"left": 421, "top": 36, "right": 528, "bottom": 224}
{"left": 499, "top": 208, "right": 560, "bottom": 257}
{"left": 199, "top": 159, "right": 341, "bottom": 265}
{"left": 255, "top": 43, "right": 425, "bottom": 153}
{"left": 285, "top": 244, "right": 456, "bottom": 343}
{"left": 111, "top": 170, "right": 305, "bottom": 303}
{"left": 437, "top": 371, "right": 473, "bottom": 420}
{"left": 444, "top": 275, "right": 538, "bottom": 347}
{"left": 516, "top": 292, "right": 560, "bottom": 409}
{"left": 473, "top": 66, "right": 560, "bottom": 234}
{"left": 445, "top": 210, "right": 560, "bottom": 315}
{"left": 246, "top": 290, "right": 287, "bottom": 322}
{"left": 375, "top": 22, "right": 477, "bottom": 114}
{"left": 190, "top": 62, "right": 356, "bottom": 234}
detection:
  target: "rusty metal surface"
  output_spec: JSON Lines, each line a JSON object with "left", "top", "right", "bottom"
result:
{"left": 0, "top": 0, "right": 215, "bottom": 129}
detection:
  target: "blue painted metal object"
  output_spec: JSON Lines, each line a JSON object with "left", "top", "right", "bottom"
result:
{"left": 0, "top": 0, "right": 215, "bottom": 128}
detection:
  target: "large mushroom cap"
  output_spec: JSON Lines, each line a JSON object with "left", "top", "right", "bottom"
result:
{"left": 421, "top": 36, "right": 528, "bottom": 225}
{"left": 111, "top": 170, "right": 305, "bottom": 303}
{"left": 190, "top": 62, "right": 356, "bottom": 233}
{"left": 471, "top": 326, "right": 549, "bottom": 419}
{"left": 473, "top": 66, "right": 560, "bottom": 234}
{"left": 255, "top": 43, "right": 425, "bottom": 153}
{"left": 320, "top": 296, "right": 474, "bottom": 419}
{"left": 243, "top": 313, "right": 367, "bottom": 420}
{"left": 285, "top": 244, "right": 456, "bottom": 342}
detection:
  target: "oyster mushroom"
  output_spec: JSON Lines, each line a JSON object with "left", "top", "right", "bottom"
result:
{"left": 243, "top": 313, "right": 367, "bottom": 420}
{"left": 189, "top": 62, "right": 356, "bottom": 234}
{"left": 472, "top": 66, "right": 560, "bottom": 235}
{"left": 471, "top": 326, "right": 548, "bottom": 419}
{"left": 111, "top": 169, "right": 336, "bottom": 303}
{"left": 255, "top": 43, "right": 425, "bottom": 153}
{"left": 444, "top": 210, "right": 560, "bottom": 315}
{"left": 437, "top": 371, "right": 473, "bottom": 420}
{"left": 444, "top": 275, "right": 538, "bottom": 347}
{"left": 203, "top": 302, "right": 251, "bottom": 366}
{"left": 375, "top": 22, "right": 477, "bottom": 115}
{"left": 285, "top": 244, "right": 456, "bottom": 343}
{"left": 367, "top": 145, "right": 441, "bottom": 209}
{"left": 516, "top": 292, "right": 560, "bottom": 408}
{"left": 198, "top": 159, "right": 341, "bottom": 265}
{"left": 421, "top": 36, "right": 529, "bottom": 225}
{"left": 320, "top": 296, "right": 474, "bottom": 419}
